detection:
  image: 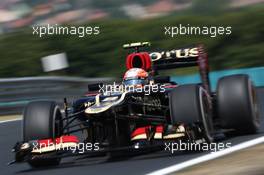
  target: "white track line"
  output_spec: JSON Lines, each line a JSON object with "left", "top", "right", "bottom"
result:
{"left": 147, "top": 136, "right": 264, "bottom": 175}
{"left": 0, "top": 118, "right": 21, "bottom": 124}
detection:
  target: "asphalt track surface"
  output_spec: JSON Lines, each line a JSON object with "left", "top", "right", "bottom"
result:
{"left": 0, "top": 88, "right": 264, "bottom": 175}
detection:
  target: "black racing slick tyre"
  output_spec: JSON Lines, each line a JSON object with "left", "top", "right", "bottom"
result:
{"left": 23, "top": 100, "right": 63, "bottom": 167}
{"left": 169, "top": 84, "right": 213, "bottom": 142}
{"left": 217, "top": 74, "right": 259, "bottom": 134}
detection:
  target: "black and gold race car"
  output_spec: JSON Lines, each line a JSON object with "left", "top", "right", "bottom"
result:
{"left": 11, "top": 42, "right": 259, "bottom": 167}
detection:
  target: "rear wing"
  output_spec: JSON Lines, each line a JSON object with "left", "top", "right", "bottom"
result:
{"left": 150, "top": 47, "right": 200, "bottom": 70}
{"left": 150, "top": 45, "right": 211, "bottom": 92}
{"left": 123, "top": 42, "right": 208, "bottom": 70}
{"left": 124, "top": 43, "right": 211, "bottom": 92}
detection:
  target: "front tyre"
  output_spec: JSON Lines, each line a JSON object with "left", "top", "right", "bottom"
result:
{"left": 169, "top": 84, "right": 213, "bottom": 143}
{"left": 23, "top": 100, "right": 63, "bottom": 167}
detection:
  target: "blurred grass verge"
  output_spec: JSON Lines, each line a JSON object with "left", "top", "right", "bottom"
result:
{"left": 0, "top": 115, "right": 21, "bottom": 121}
{"left": 0, "top": 3, "right": 263, "bottom": 78}
{"left": 175, "top": 143, "right": 264, "bottom": 175}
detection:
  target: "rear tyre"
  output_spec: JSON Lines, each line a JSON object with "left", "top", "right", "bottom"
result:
{"left": 169, "top": 84, "right": 213, "bottom": 143}
{"left": 217, "top": 74, "right": 259, "bottom": 134}
{"left": 23, "top": 100, "right": 63, "bottom": 167}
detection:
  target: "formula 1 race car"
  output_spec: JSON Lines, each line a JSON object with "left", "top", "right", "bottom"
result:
{"left": 11, "top": 42, "right": 260, "bottom": 167}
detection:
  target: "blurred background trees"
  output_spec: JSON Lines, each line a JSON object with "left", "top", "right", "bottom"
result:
{"left": 0, "top": 0, "right": 263, "bottom": 78}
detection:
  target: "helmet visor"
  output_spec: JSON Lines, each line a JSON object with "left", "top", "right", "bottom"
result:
{"left": 123, "top": 79, "right": 147, "bottom": 86}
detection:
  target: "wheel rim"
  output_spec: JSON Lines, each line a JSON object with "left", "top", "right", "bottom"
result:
{"left": 199, "top": 87, "right": 213, "bottom": 142}
{"left": 54, "top": 106, "right": 63, "bottom": 138}
{"left": 251, "top": 84, "right": 260, "bottom": 128}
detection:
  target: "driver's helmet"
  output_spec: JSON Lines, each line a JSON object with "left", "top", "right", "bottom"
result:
{"left": 123, "top": 68, "right": 148, "bottom": 86}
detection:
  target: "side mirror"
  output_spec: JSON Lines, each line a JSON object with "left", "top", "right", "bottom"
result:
{"left": 88, "top": 83, "right": 104, "bottom": 92}
{"left": 153, "top": 76, "right": 170, "bottom": 84}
